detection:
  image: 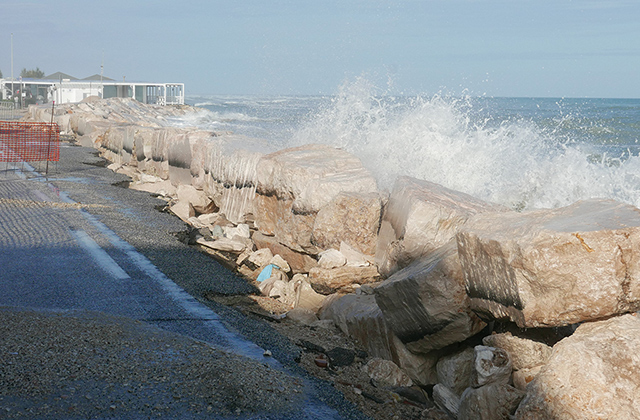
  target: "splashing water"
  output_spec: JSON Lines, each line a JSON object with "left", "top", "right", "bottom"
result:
{"left": 288, "top": 79, "right": 640, "bottom": 210}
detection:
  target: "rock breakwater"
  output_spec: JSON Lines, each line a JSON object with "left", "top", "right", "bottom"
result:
{"left": 28, "top": 98, "right": 640, "bottom": 419}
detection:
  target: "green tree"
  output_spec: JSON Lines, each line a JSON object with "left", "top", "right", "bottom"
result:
{"left": 20, "top": 67, "right": 45, "bottom": 78}
{"left": 0, "top": 68, "right": 3, "bottom": 78}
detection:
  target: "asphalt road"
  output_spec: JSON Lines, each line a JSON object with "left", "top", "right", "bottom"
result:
{"left": 0, "top": 142, "right": 368, "bottom": 419}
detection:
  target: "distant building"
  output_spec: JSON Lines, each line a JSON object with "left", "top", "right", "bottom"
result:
{"left": 0, "top": 72, "right": 184, "bottom": 106}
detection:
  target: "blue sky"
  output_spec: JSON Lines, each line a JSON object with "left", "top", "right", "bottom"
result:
{"left": 1, "top": 0, "right": 638, "bottom": 98}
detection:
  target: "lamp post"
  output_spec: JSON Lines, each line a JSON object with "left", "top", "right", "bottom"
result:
{"left": 11, "top": 33, "right": 14, "bottom": 101}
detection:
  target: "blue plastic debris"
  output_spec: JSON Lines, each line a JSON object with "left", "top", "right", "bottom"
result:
{"left": 256, "top": 264, "right": 280, "bottom": 282}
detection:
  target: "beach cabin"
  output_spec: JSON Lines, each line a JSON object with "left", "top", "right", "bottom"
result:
{"left": 0, "top": 72, "right": 184, "bottom": 106}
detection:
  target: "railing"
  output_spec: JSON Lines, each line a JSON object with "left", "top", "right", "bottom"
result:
{"left": 0, "top": 101, "right": 18, "bottom": 121}
{"left": 146, "top": 84, "right": 184, "bottom": 106}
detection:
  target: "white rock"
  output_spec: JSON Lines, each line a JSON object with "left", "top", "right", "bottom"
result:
{"left": 515, "top": 314, "right": 640, "bottom": 419}
{"left": 340, "top": 242, "right": 373, "bottom": 267}
{"left": 176, "top": 184, "right": 213, "bottom": 214}
{"left": 223, "top": 223, "right": 251, "bottom": 239}
{"left": 512, "top": 366, "right": 542, "bottom": 392}
{"left": 377, "top": 176, "right": 504, "bottom": 276}
{"left": 107, "top": 162, "right": 121, "bottom": 171}
{"left": 374, "top": 243, "right": 485, "bottom": 353}
{"left": 318, "top": 249, "right": 347, "bottom": 269}
{"left": 308, "top": 265, "right": 380, "bottom": 295}
{"left": 130, "top": 179, "right": 176, "bottom": 197}
{"left": 472, "top": 346, "right": 512, "bottom": 388}
{"left": 256, "top": 144, "right": 378, "bottom": 214}
{"left": 269, "top": 254, "right": 291, "bottom": 273}
{"left": 170, "top": 201, "right": 194, "bottom": 222}
{"left": 197, "top": 212, "right": 222, "bottom": 226}
{"left": 187, "top": 217, "right": 206, "bottom": 229}
{"left": 482, "top": 332, "right": 552, "bottom": 371}
{"left": 312, "top": 192, "right": 382, "bottom": 256}
{"left": 247, "top": 248, "right": 274, "bottom": 268}
{"left": 140, "top": 173, "right": 163, "bottom": 183}
{"left": 257, "top": 271, "right": 287, "bottom": 295}
{"left": 458, "top": 199, "right": 640, "bottom": 328}
{"left": 196, "top": 237, "right": 246, "bottom": 253}
{"left": 252, "top": 232, "right": 318, "bottom": 274}
{"left": 292, "top": 276, "right": 326, "bottom": 313}
{"left": 210, "top": 225, "right": 224, "bottom": 239}
{"left": 235, "top": 249, "right": 253, "bottom": 267}
{"left": 267, "top": 279, "right": 294, "bottom": 305}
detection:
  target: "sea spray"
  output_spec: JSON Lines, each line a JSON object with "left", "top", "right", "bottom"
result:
{"left": 288, "top": 80, "right": 640, "bottom": 210}
{"left": 185, "top": 82, "right": 640, "bottom": 211}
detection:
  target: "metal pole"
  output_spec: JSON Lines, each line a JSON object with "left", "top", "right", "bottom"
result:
{"left": 11, "top": 33, "right": 14, "bottom": 102}
{"left": 45, "top": 101, "right": 55, "bottom": 177}
{"left": 100, "top": 51, "right": 104, "bottom": 98}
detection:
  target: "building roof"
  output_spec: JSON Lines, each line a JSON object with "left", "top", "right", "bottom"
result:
{"left": 44, "top": 72, "right": 77, "bottom": 80}
{"left": 83, "top": 74, "right": 114, "bottom": 81}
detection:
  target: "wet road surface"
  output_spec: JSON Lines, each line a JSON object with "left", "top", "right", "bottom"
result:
{"left": 0, "top": 143, "right": 368, "bottom": 419}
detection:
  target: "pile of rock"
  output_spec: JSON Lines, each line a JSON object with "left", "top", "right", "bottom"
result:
{"left": 28, "top": 98, "right": 640, "bottom": 419}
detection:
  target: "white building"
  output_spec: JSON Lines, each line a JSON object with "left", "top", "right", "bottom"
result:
{"left": 0, "top": 72, "right": 184, "bottom": 106}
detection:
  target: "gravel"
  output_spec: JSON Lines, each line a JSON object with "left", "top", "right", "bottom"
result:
{"left": 0, "top": 307, "right": 304, "bottom": 419}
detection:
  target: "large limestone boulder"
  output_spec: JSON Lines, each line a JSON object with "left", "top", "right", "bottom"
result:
{"left": 482, "top": 332, "right": 552, "bottom": 371}
{"left": 312, "top": 192, "right": 382, "bottom": 256}
{"left": 253, "top": 144, "right": 378, "bottom": 254}
{"left": 458, "top": 199, "right": 640, "bottom": 328}
{"left": 512, "top": 366, "right": 542, "bottom": 392}
{"left": 436, "top": 347, "right": 475, "bottom": 396}
{"left": 515, "top": 314, "right": 640, "bottom": 419}
{"left": 255, "top": 144, "right": 378, "bottom": 214}
{"left": 377, "top": 176, "right": 504, "bottom": 276}
{"left": 253, "top": 194, "right": 317, "bottom": 254}
{"left": 458, "top": 383, "right": 525, "bottom": 420}
{"left": 167, "top": 132, "right": 192, "bottom": 186}
{"left": 374, "top": 243, "right": 485, "bottom": 353}
{"left": 320, "top": 293, "right": 439, "bottom": 385}
{"left": 363, "top": 358, "right": 413, "bottom": 388}
{"left": 203, "top": 136, "right": 264, "bottom": 224}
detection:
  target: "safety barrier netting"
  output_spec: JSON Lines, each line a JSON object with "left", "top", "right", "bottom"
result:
{"left": 0, "top": 121, "right": 60, "bottom": 162}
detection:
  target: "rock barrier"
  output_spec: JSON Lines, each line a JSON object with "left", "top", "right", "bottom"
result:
{"left": 28, "top": 98, "right": 640, "bottom": 419}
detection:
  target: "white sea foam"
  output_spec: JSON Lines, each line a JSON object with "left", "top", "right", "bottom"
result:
{"left": 288, "top": 79, "right": 640, "bottom": 210}
{"left": 182, "top": 83, "right": 640, "bottom": 211}
{"left": 167, "top": 108, "right": 269, "bottom": 132}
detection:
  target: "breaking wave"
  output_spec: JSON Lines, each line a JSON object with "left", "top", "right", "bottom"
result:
{"left": 288, "top": 78, "right": 640, "bottom": 210}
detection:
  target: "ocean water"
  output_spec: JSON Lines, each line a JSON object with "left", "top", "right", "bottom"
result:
{"left": 184, "top": 82, "right": 640, "bottom": 211}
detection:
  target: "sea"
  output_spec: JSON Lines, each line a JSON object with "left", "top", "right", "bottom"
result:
{"left": 179, "top": 81, "right": 640, "bottom": 212}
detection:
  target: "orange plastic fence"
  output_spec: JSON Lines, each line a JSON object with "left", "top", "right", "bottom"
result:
{"left": 0, "top": 121, "right": 60, "bottom": 162}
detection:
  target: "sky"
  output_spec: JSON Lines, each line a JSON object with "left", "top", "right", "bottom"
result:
{"left": 1, "top": 0, "right": 639, "bottom": 98}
